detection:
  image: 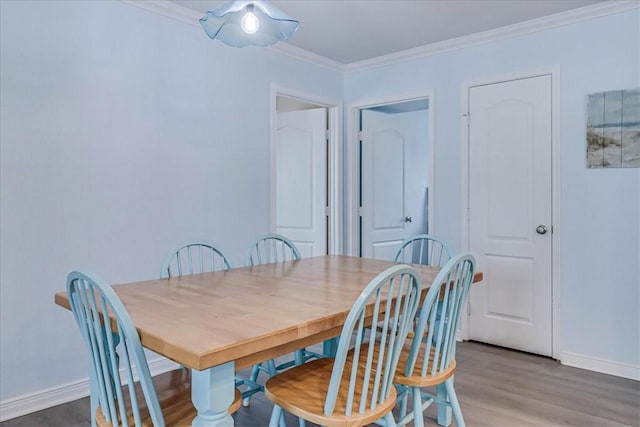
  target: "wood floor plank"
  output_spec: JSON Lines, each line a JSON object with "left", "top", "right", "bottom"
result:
{"left": 2, "top": 342, "right": 638, "bottom": 427}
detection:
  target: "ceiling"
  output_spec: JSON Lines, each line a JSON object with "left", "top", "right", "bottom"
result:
{"left": 172, "top": 0, "right": 605, "bottom": 64}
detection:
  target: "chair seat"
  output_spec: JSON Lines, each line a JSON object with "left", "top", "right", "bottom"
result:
{"left": 96, "top": 369, "right": 242, "bottom": 426}
{"left": 265, "top": 357, "right": 397, "bottom": 427}
{"left": 394, "top": 339, "right": 456, "bottom": 387}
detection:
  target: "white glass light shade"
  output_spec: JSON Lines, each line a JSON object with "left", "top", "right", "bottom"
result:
{"left": 200, "top": 0, "right": 299, "bottom": 48}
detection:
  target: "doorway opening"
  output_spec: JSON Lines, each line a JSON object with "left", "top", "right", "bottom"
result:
{"left": 347, "top": 94, "right": 434, "bottom": 259}
{"left": 270, "top": 87, "right": 342, "bottom": 256}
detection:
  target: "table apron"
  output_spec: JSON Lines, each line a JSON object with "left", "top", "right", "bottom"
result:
{"left": 229, "top": 326, "right": 343, "bottom": 371}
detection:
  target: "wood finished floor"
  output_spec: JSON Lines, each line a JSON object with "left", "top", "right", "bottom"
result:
{"left": 2, "top": 342, "right": 638, "bottom": 427}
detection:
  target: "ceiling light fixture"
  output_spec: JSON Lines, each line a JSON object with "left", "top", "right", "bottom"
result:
{"left": 200, "top": 0, "right": 299, "bottom": 48}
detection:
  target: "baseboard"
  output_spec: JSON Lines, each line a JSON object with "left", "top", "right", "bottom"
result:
{"left": 561, "top": 351, "right": 640, "bottom": 381}
{"left": 0, "top": 358, "right": 179, "bottom": 422}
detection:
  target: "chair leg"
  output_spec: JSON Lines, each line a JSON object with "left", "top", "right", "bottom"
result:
{"left": 243, "top": 364, "right": 262, "bottom": 406}
{"left": 398, "top": 386, "right": 408, "bottom": 421}
{"left": 436, "top": 383, "right": 452, "bottom": 426}
{"left": 267, "top": 359, "right": 278, "bottom": 376}
{"left": 383, "top": 412, "right": 398, "bottom": 427}
{"left": 413, "top": 386, "right": 425, "bottom": 427}
{"left": 269, "top": 405, "right": 284, "bottom": 427}
{"left": 445, "top": 379, "right": 465, "bottom": 427}
{"left": 249, "top": 363, "right": 261, "bottom": 383}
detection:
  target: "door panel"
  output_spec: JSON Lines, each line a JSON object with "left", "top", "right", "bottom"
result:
{"left": 485, "top": 254, "right": 534, "bottom": 321}
{"left": 276, "top": 127, "right": 313, "bottom": 229}
{"left": 468, "top": 75, "right": 552, "bottom": 356}
{"left": 373, "top": 130, "right": 405, "bottom": 230}
{"left": 361, "top": 110, "right": 406, "bottom": 260}
{"left": 276, "top": 108, "right": 327, "bottom": 258}
{"left": 361, "top": 108, "right": 429, "bottom": 261}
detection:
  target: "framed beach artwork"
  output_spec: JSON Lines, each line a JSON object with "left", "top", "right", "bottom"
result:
{"left": 586, "top": 88, "right": 640, "bottom": 168}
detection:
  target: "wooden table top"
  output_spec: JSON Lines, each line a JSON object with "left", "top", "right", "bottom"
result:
{"left": 55, "top": 255, "right": 482, "bottom": 371}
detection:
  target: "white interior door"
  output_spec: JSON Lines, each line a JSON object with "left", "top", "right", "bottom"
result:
{"left": 468, "top": 75, "right": 553, "bottom": 356}
{"left": 275, "top": 108, "right": 327, "bottom": 257}
{"left": 361, "top": 109, "right": 428, "bottom": 260}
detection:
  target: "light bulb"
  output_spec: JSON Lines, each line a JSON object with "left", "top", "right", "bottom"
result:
{"left": 241, "top": 11, "right": 260, "bottom": 34}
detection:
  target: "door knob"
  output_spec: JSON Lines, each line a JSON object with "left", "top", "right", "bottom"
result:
{"left": 536, "top": 225, "right": 548, "bottom": 235}
{"left": 405, "top": 216, "right": 413, "bottom": 223}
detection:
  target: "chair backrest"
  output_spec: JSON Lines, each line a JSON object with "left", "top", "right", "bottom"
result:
{"left": 160, "top": 240, "right": 232, "bottom": 278}
{"left": 394, "top": 234, "right": 453, "bottom": 267}
{"left": 324, "top": 265, "right": 421, "bottom": 417}
{"left": 403, "top": 253, "right": 476, "bottom": 378}
{"left": 67, "top": 271, "right": 163, "bottom": 427}
{"left": 245, "top": 233, "right": 301, "bottom": 266}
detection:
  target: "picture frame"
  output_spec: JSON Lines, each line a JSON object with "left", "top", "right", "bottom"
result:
{"left": 586, "top": 88, "right": 640, "bottom": 168}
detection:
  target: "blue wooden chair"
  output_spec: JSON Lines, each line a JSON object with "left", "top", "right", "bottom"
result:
{"left": 160, "top": 240, "right": 232, "bottom": 279}
{"left": 393, "top": 253, "right": 476, "bottom": 427}
{"left": 160, "top": 240, "right": 261, "bottom": 406}
{"left": 243, "top": 233, "right": 309, "bottom": 408}
{"left": 393, "top": 234, "right": 453, "bottom": 267}
{"left": 264, "top": 264, "right": 422, "bottom": 427}
{"left": 394, "top": 234, "right": 454, "bottom": 340}
{"left": 245, "top": 233, "right": 302, "bottom": 266}
{"left": 66, "top": 270, "right": 241, "bottom": 427}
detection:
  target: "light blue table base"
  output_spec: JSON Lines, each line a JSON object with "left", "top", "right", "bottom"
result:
{"left": 322, "top": 337, "right": 338, "bottom": 357}
{"left": 192, "top": 362, "right": 235, "bottom": 427}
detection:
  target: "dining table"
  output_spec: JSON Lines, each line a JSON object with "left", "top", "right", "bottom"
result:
{"left": 55, "top": 255, "right": 482, "bottom": 427}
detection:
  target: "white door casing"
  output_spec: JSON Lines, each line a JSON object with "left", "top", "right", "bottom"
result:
{"left": 275, "top": 108, "right": 327, "bottom": 257}
{"left": 467, "top": 74, "right": 553, "bottom": 357}
{"left": 360, "top": 109, "right": 428, "bottom": 260}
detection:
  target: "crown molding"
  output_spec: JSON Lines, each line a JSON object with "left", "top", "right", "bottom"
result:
{"left": 270, "top": 42, "right": 345, "bottom": 72}
{"left": 120, "top": 0, "right": 345, "bottom": 72}
{"left": 121, "top": 1, "right": 637, "bottom": 74}
{"left": 121, "top": 0, "right": 202, "bottom": 27}
{"left": 345, "top": 1, "right": 640, "bottom": 72}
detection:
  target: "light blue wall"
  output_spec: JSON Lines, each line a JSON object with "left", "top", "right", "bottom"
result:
{"left": 0, "top": 0, "right": 342, "bottom": 402}
{"left": 345, "top": 9, "right": 640, "bottom": 366}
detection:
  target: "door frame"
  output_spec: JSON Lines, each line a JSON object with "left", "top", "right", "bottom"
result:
{"left": 460, "top": 66, "right": 562, "bottom": 360}
{"left": 347, "top": 90, "right": 435, "bottom": 257}
{"left": 270, "top": 84, "right": 343, "bottom": 255}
